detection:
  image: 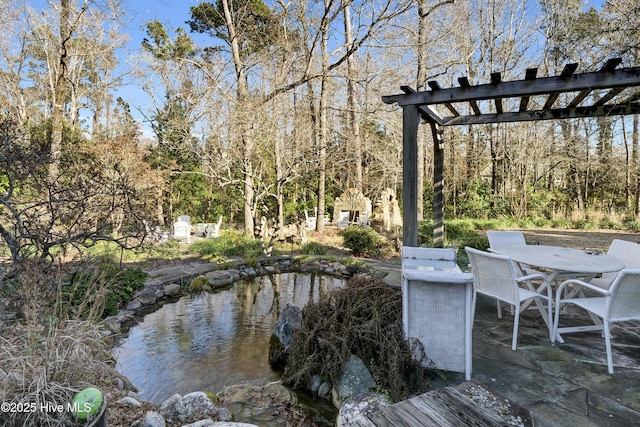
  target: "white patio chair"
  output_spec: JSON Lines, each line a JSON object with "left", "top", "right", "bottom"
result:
{"left": 205, "top": 215, "right": 223, "bottom": 238}
{"left": 486, "top": 230, "right": 535, "bottom": 275}
{"left": 553, "top": 269, "right": 640, "bottom": 374}
{"left": 401, "top": 246, "right": 474, "bottom": 379}
{"left": 336, "top": 211, "right": 350, "bottom": 227}
{"left": 173, "top": 218, "right": 190, "bottom": 244}
{"left": 465, "top": 246, "right": 553, "bottom": 350}
{"left": 588, "top": 239, "right": 640, "bottom": 290}
{"left": 304, "top": 209, "right": 317, "bottom": 230}
{"left": 486, "top": 230, "right": 527, "bottom": 253}
{"left": 356, "top": 212, "right": 370, "bottom": 226}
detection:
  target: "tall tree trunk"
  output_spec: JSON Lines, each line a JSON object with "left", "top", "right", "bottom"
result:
{"left": 221, "top": 0, "right": 254, "bottom": 234}
{"left": 415, "top": 0, "right": 428, "bottom": 223}
{"left": 49, "top": 0, "right": 71, "bottom": 183}
{"left": 634, "top": 115, "right": 640, "bottom": 219}
{"left": 316, "top": 1, "right": 330, "bottom": 232}
{"left": 561, "top": 121, "right": 584, "bottom": 213}
{"left": 415, "top": 0, "right": 454, "bottom": 222}
{"left": 343, "top": 3, "right": 362, "bottom": 191}
{"left": 623, "top": 117, "right": 631, "bottom": 208}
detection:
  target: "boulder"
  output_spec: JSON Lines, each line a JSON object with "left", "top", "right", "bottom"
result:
{"left": 159, "top": 392, "right": 231, "bottom": 424}
{"left": 332, "top": 355, "right": 376, "bottom": 408}
{"left": 118, "top": 396, "right": 142, "bottom": 407}
{"left": 103, "top": 316, "right": 121, "bottom": 334}
{"left": 205, "top": 270, "right": 239, "bottom": 288}
{"left": 133, "top": 411, "right": 165, "bottom": 427}
{"left": 181, "top": 420, "right": 216, "bottom": 427}
{"left": 336, "top": 392, "right": 390, "bottom": 427}
{"left": 137, "top": 289, "right": 157, "bottom": 306}
{"left": 210, "top": 423, "right": 260, "bottom": 427}
{"left": 268, "top": 303, "right": 301, "bottom": 367}
{"left": 163, "top": 283, "right": 181, "bottom": 297}
{"left": 125, "top": 300, "right": 142, "bottom": 311}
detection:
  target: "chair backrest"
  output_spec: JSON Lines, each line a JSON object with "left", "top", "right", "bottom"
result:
{"left": 486, "top": 231, "right": 527, "bottom": 253}
{"left": 606, "top": 269, "right": 640, "bottom": 321}
{"left": 465, "top": 246, "right": 521, "bottom": 304}
{"left": 336, "top": 211, "right": 350, "bottom": 226}
{"left": 402, "top": 246, "right": 456, "bottom": 261}
{"left": 173, "top": 221, "right": 190, "bottom": 242}
{"left": 607, "top": 238, "right": 640, "bottom": 268}
{"left": 178, "top": 215, "right": 191, "bottom": 224}
{"left": 595, "top": 239, "right": 640, "bottom": 283}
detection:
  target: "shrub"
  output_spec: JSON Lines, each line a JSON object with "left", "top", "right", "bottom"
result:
{"left": 599, "top": 220, "right": 620, "bottom": 230}
{"left": 575, "top": 219, "right": 598, "bottom": 230}
{"left": 301, "top": 241, "right": 328, "bottom": 255}
{"left": 283, "top": 277, "right": 434, "bottom": 402}
{"left": 418, "top": 221, "right": 434, "bottom": 247}
{"left": 444, "top": 220, "right": 489, "bottom": 250}
{"left": 188, "top": 276, "right": 209, "bottom": 294}
{"left": 550, "top": 218, "right": 572, "bottom": 229}
{"left": 625, "top": 220, "right": 640, "bottom": 231}
{"left": 190, "top": 230, "right": 262, "bottom": 259}
{"left": 341, "top": 226, "right": 381, "bottom": 256}
{"left": 530, "top": 217, "right": 552, "bottom": 228}
{"left": 62, "top": 262, "right": 147, "bottom": 318}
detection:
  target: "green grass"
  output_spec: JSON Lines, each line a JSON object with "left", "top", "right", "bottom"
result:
{"left": 189, "top": 230, "right": 263, "bottom": 260}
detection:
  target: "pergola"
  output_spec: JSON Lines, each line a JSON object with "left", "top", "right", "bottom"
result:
{"left": 382, "top": 58, "right": 640, "bottom": 247}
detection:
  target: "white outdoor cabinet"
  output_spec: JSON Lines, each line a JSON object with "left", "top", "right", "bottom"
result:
{"left": 401, "top": 247, "right": 474, "bottom": 380}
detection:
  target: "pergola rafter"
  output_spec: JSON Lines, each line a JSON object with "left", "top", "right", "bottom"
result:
{"left": 382, "top": 58, "right": 640, "bottom": 247}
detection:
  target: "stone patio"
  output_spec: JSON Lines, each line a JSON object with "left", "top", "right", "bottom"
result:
{"left": 382, "top": 265, "right": 640, "bottom": 426}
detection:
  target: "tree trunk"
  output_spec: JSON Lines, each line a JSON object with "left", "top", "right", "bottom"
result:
{"left": 343, "top": 3, "right": 362, "bottom": 191}
{"left": 634, "top": 115, "right": 640, "bottom": 219}
{"left": 316, "top": 0, "right": 331, "bottom": 232}
{"left": 49, "top": 0, "right": 71, "bottom": 183}
{"left": 220, "top": 0, "right": 254, "bottom": 234}
{"left": 415, "top": 0, "right": 428, "bottom": 223}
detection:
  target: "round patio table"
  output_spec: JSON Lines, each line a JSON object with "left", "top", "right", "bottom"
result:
{"left": 501, "top": 245, "right": 625, "bottom": 281}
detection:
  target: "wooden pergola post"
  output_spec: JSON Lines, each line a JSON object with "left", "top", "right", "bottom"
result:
{"left": 431, "top": 122, "right": 445, "bottom": 247}
{"left": 402, "top": 105, "right": 419, "bottom": 247}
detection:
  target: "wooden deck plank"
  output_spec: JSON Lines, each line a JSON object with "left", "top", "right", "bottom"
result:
{"left": 366, "top": 405, "right": 415, "bottom": 426}
{"left": 365, "top": 386, "right": 510, "bottom": 427}
{"left": 392, "top": 400, "right": 449, "bottom": 426}
{"left": 409, "top": 395, "right": 461, "bottom": 426}
{"left": 422, "top": 389, "right": 506, "bottom": 426}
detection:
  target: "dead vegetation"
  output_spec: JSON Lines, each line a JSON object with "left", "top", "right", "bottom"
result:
{"left": 0, "top": 261, "right": 116, "bottom": 427}
{"left": 283, "top": 276, "right": 436, "bottom": 403}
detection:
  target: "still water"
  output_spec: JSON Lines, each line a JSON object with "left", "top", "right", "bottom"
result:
{"left": 113, "top": 272, "right": 345, "bottom": 405}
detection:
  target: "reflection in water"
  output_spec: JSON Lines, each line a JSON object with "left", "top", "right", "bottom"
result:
{"left": 113, "top": 273, "right": 344, "bottom": 405}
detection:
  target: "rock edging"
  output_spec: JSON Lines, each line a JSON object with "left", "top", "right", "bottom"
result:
{"left": 102, "top": 256, "right": 375, "bottom": 336}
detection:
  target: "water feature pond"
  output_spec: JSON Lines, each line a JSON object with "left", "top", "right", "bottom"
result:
{"left": 113, "top": 272, "right": 345, "bottom": 420}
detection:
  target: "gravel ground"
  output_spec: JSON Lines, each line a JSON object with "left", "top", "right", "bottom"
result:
{"left": 462, "top": 384, "right": 525, "bottom": 427}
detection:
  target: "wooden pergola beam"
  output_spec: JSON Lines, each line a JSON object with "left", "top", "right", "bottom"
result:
{"left": 383, "top": 67, "right": 640, "bottom": 107}
{"left": 442, "top": 102, "right": 640, "bottom": 126}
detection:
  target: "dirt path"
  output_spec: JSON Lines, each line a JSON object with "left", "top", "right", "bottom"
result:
{"left": 519, "top": 228, "right": 640, "bottom": 251}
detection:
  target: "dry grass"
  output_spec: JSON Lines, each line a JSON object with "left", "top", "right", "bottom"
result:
{"left": 0, "top": 261, "right": 113, "bottom": 427}
{"left": 0, "top": 320, "right": 113, "bottom": 426}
